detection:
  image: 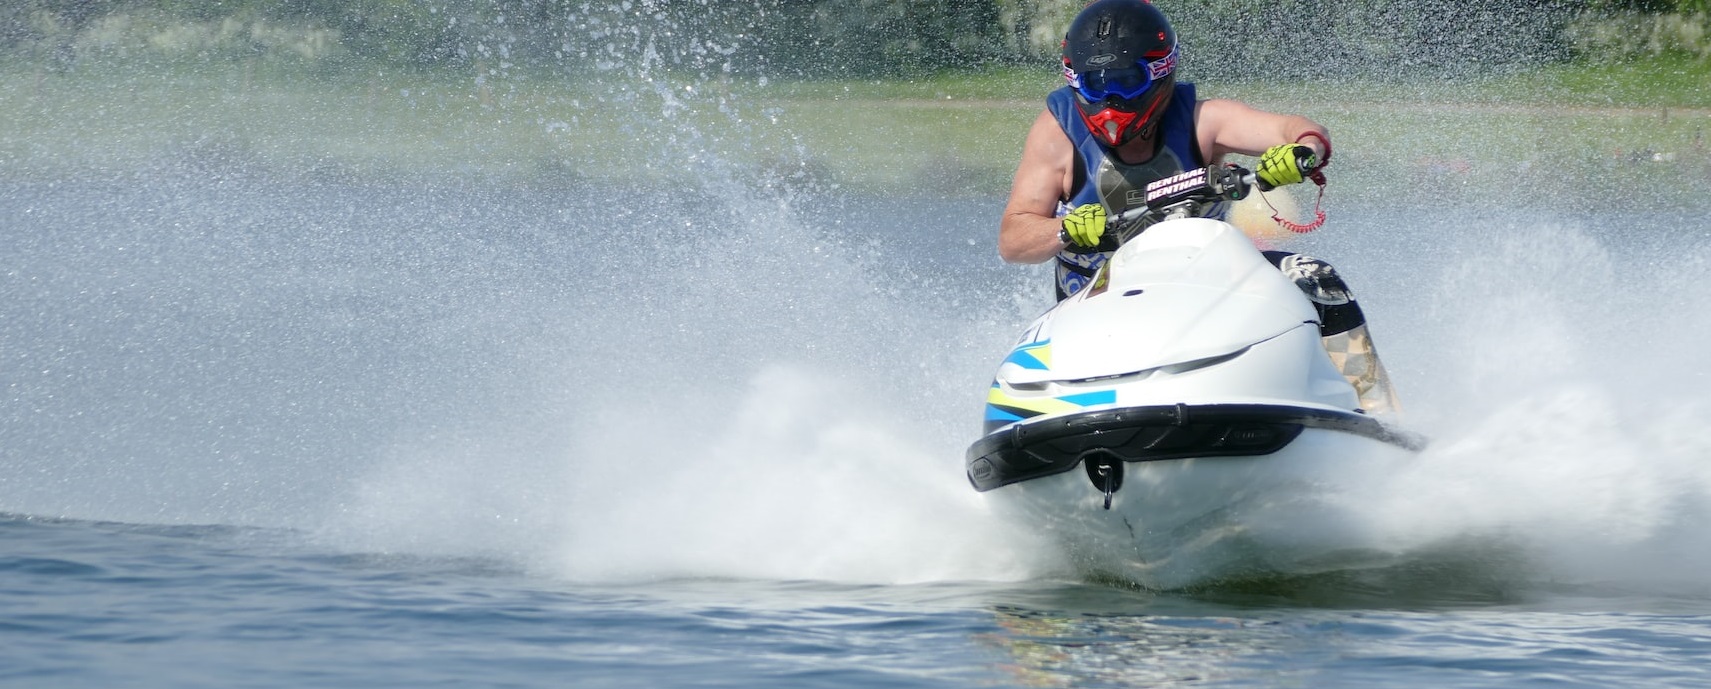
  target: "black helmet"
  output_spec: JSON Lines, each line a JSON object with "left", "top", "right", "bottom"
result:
{"left": 1061, "top": 0, "right": 1178, "bottom": 147}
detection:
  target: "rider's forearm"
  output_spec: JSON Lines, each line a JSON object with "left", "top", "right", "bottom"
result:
{"left": 998, "top": 212, "right": 1067, "bottom": 264}
{"left": 1282, "top": 116, "right": 1330, "bottom": 158}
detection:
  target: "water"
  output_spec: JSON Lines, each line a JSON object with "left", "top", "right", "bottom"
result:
{"left": 7, "top": 517, "right": 1711, "bottom": 688}
{"left": 8, "top": 15, "right": 1711, "bottom": 680}
{"left": 6, "top": 154, "right": 1711, "bottom": 686}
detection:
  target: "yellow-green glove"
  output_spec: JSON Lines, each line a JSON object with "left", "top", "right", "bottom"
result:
{"left": 1061, "top": 203, "right": 1107, "bottom": 248}
{"left": 1256, "top": 143, "right": 1319, "bottom": 189}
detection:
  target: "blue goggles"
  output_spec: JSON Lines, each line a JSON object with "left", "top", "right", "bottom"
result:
{"left": 1068, "top": 48, "right": 1177, "bottom": 103}
{"left": 1075, "top": 67, "right": 1156, "bottom": 102}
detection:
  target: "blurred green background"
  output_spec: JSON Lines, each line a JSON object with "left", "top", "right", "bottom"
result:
{"left": 3, "top": 1, "right": 1708, "bottom": 208}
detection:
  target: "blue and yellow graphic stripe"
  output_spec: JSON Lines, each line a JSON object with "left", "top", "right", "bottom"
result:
{"left": 984, "top": 383, "right": 1116, "bottom": 431}
{"left": 1001, "top": 340, "right": 1052, "bottom": 371}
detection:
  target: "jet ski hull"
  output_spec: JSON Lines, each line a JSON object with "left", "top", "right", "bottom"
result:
{"left": 971, "top": 409, "right": 1421, "bottom": 589}
{"left": 968, "top": 402, "right": 1422, "bottom": 492}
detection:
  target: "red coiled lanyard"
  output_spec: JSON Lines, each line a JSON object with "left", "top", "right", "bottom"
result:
{"left": 1268, "top": 131, "right": 1330, "bottom": 234}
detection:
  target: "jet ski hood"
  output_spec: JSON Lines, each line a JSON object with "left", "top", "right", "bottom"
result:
{"left": 1005, "top": 218, "right": 1317, "bottom": 385}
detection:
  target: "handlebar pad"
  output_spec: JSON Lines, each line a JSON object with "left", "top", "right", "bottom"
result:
{"left": 1061, "top": 165, "right": 1259, "bottom": 250}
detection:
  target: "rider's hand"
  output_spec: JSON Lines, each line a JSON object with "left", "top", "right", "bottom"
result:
{"left": 1061, "top": 203, "right": 1107, "bottom": 248}
{"left": 1255, "top": 143, "right": 1320, "bottom": 189}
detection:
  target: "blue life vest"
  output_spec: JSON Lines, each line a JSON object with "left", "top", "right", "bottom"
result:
{"left": 1047, "top": 82, "right": 1218, "bottom": 300}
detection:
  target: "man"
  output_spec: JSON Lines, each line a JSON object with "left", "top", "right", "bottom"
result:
{"left": 997, "top": 0, "right": 1399, "bottom": 412}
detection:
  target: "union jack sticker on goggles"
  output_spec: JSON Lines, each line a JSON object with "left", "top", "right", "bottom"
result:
{"left": 1064, "top": 47, "right": 1177, "bottom": 103}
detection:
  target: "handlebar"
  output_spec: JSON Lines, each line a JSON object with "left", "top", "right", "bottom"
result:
{"left": 1057, "top": 163, "right": 1265, "bottom": 251}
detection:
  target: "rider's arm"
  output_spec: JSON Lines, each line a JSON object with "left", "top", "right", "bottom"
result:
{"left": 1195, "top": 98, "right": 1330, "bottom": 163}
{"left": 998, "top": 111, "right": 1076, "bottom": 265}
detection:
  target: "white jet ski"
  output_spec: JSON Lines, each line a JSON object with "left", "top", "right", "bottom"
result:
{"left": 967, "top": 164, "right": 1425, "bottom": 590}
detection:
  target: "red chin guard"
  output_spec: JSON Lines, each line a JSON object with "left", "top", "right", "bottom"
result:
{"left": 1075, "top": 82, "right": 1170, "bottom": 148}
{"left": 1081, "top": 107, "right": 1140, "bottom": 147}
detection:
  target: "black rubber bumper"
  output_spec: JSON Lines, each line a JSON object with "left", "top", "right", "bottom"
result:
{"left": 965, "top": 403, "right": 1425, "bottom": 492}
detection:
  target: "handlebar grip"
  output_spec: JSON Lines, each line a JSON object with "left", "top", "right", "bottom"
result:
{"left": 1057, "top": 225, "right": 1117, "bottom": 254}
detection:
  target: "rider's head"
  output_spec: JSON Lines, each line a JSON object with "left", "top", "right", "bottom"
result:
{"left": 1061, "top": 0, "right": 1177, "bottom": 148}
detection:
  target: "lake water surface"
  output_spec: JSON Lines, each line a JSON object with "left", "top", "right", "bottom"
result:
{"left": 5, "top": 114, "right": 1711, "bottom": 686}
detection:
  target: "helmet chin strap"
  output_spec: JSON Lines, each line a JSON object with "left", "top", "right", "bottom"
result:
{"left": 1137, "top": 118, "right": 1159, "bottom": 141}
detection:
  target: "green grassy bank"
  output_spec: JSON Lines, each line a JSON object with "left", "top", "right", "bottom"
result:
{"left": 3, "top": 57, "right": 1709, "bottom": 207}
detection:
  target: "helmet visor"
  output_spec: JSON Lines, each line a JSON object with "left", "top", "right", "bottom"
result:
{"left": 1069, "top": 47, "right": 1177, "bottom": 102}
